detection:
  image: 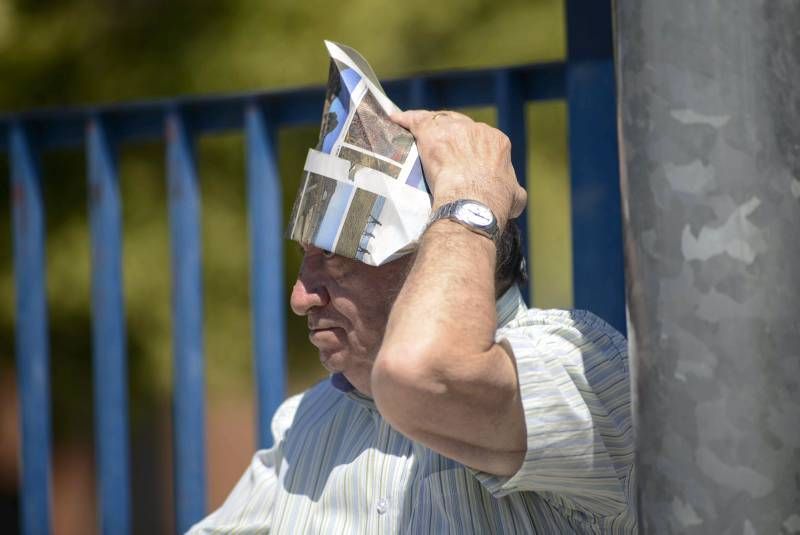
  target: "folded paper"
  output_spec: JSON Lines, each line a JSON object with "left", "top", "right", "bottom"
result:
{"left": 287, "top": 41, "right": 431, "bottom": 265}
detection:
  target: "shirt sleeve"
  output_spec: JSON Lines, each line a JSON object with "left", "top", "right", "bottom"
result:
{"left": 471, "top": 310, "right": 636, "bottom": 518}
{"left": 185, "top": 393, "right": 304, "bottom": 534}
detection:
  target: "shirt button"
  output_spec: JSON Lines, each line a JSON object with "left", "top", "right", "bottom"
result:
{"left": 376, "top": 498, "right": 388, "bottom": 515}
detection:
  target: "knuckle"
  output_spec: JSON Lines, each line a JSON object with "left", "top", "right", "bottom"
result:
{"left": 498, "top": 132, "right": 512, "bottom": 150}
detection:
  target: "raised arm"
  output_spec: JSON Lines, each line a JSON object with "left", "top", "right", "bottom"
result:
{"left": 371, "top": 110, "right": 529, "bottom": 476}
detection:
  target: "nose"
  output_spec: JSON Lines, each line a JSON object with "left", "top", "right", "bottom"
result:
{"left": 290, "top": 255, "right": 330, "bottom": 316}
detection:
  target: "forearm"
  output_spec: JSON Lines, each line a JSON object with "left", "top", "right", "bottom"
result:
{"left": 379, "top": 112, "right": 520, "bottom": 361}
{"left": 370, "top": 218, "right": 526, "bottom": 471}
{"left": 378, "top": 218, "right": 498, "bottom": 367}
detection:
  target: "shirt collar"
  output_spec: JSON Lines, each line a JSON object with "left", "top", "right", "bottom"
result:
{"left": 330, "top": 284, "right": 527, "bottom": 400}
{"left": 495, "top": 284, "right": 527, "bottom": 328}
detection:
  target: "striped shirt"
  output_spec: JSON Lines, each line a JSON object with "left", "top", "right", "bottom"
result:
{"left": 188, "top": 286, "right": 637, "bottom": 534}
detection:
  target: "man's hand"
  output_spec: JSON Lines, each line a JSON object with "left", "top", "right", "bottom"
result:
{"left": 391, "top": 110, "right": 527, "bottom": 229}
{"left": 371, "top": 110, "right": 527, "bottom": 477}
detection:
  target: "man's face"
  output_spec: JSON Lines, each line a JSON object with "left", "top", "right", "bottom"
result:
{"left": 290, "top": 244, "right": 412, "bottom": 392}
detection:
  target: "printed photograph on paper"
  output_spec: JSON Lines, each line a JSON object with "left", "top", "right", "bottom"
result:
{"left": 344, "top": 91, "right": 415, "bottom": 164}
{"left": 334, "top": 188, "right": 385, "bottom": 261}
{"left": 287, "top": 171, "right": 341, "bottom": 246}
{"left": 337, "top": 145, "right": 402, "bottom": 179}
{"left": 288, "top": 167, "right": 388, "bottom": 261}
{"left": 327, "top": 41, "right": 384, "bottom": 93}
{"left": 318, "top": 60, "right": 364, "bottom": 154}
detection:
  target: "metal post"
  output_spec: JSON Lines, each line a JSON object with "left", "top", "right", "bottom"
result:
{"left": 615, "top": 1, "right": 800, "bottom": 532}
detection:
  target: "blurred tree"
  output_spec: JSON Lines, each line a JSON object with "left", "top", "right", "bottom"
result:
{"left": 0, "top": 0, "right": 569, "bottom": 530}
{"left": 0, "top": 0, "right": 565, "bottom": 423}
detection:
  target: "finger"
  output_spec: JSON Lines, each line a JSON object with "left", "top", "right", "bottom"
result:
{"left": 444, "top": 110, "right": 473, "bottom": 123}
{"left": 429, "top": 110, "right": 473, "bottom": 125}
{"left": 391, "top": 109, "right": 472, "bottom": 130}
{"left": 390, "top": 109, "right": 435, "bottom": 131}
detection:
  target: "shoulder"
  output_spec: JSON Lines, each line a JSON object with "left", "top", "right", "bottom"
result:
{"left": 497, "top": 307, "right": 628, "bottom": 370}
{"left": 498, "top": 308, "right": 632, "bottom": 437}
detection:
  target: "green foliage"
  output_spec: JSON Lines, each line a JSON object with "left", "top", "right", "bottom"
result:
{"left": 0, "top": 0, "right": 567, "bottom": 440}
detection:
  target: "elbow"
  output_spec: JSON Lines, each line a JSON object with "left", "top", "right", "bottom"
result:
{"left": 372, "top": 339, "right": 448, "bottom": 390}
{"left": 371, "top": 344, "right": 447, "bottom": 433}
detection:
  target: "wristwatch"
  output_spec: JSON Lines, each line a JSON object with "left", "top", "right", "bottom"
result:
{"left": 427, "top": 199, "right": 499, "bottom": 242}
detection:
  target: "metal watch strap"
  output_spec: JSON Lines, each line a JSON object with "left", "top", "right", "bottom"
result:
{"left": 427, "top": 200, "right": 499, "bottom": 241}
{"left": 430, "top": 202, "right": 457, "bottom": 224}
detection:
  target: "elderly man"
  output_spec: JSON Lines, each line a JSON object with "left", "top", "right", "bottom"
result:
{"left": 189, "top": 110, "right": 637, "bottom": 533}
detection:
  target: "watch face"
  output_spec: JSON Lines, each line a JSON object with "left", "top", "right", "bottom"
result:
{"left": 457, "top": 202, "right": 493, "bottom": 227}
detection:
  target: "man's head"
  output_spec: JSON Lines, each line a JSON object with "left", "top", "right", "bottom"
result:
{"left": 290, "top": 243, "right": 412, "bottom": 392}
{"left": 290, "top": 220, "right": 526, "bottom": 393}
{"left": 494, "top": 220, "right": 527, "bottom": 299}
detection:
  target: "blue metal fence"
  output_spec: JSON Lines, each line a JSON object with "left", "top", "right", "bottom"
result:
{"left": 1, "top": 3, "right": 622, "bottom": 533}
{"left": 87, "top": 117, "right": 131, "bottom": 535}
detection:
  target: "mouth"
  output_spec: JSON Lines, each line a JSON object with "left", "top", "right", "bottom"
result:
{"left": 308, "top": 327, "right": 346, "bottom": 366}
{"left": 308, "top": 326, "right": 344, "bottom": 342}
{"left": 309, "top": 326, "right": 337, "bottom": 334}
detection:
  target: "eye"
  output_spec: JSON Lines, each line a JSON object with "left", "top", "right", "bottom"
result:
{"left": 321, "top": 249, "right": 335, "bottom": 258}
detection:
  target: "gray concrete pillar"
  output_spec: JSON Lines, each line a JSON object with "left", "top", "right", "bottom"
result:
{"left": 614, "top": 0, "right": 800, "bottom": 533}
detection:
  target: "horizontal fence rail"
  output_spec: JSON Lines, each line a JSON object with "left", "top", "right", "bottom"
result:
{"left": 0, "top": 63, "right": 566, "bottom": 151}
{"left": 2, "top": 57, "right": 623, "bottom": 534}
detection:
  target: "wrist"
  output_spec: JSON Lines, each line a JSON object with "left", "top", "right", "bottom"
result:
{"left": 424, "top": 219, "right": 498, "bottom": 255}
{"left": 430, "top": 191, "right": 510, "bottom": 230}
{"left": 426, "top": 199, "right": 501, "bottom": 243}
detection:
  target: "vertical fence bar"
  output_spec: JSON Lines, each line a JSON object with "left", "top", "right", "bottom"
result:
{"left": 565, "top": 0, "right": 626, "bottom": 333}
{"left": 495, "top": 70, "right": 531, "bottom": 305}
{"left": 9, "top": 122, "right": 52, "bottom": 535}
{"left": 165, "top": 109, "right": 206, "bottom": 532}
{"left": 86, "top": 117, "right": 131, "bottom": 535}
{"left": 409, "top": 77, "right": 432, "bottom": 109}
{"left": 245, "top": 103, "right": 286, "bottom": 449}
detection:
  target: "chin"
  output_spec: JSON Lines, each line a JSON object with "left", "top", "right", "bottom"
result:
{"left": 317, "top": 347, "right": 374, "bottom": 387}
{"left": 310, "top": 329, "right": 373, "bottom": 378}
{"left": 319, "top": 349, "right": 350, "bottom": 373}
{"left": 311, "top": 329, "right": 346, "bottom": 363}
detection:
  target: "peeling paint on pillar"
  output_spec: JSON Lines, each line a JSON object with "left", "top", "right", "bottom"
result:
{"left": 614, "top": 0, "right": 800, "bottom": 533}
